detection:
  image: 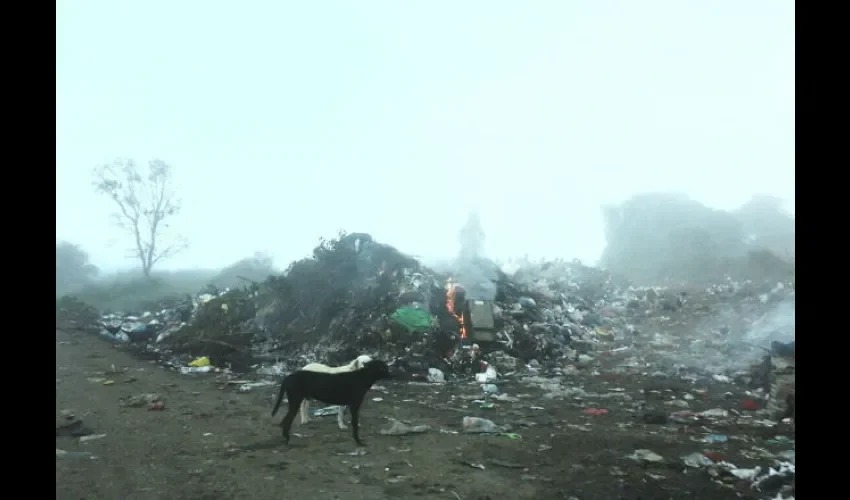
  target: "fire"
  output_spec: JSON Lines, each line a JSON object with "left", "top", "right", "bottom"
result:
{"left": 446, "top": 278, "right": 467, "bottom": 339}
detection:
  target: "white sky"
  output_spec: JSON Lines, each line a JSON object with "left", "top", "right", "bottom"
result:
{"left": 56, "top": 0, "right": 795, "bottom": 272}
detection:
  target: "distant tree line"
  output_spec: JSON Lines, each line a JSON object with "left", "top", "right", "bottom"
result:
{"left": 600, "top": 193, "right": 794, "bottom": 284}
{"left": 56, "top": 241, "right": 99, "bottom": 295}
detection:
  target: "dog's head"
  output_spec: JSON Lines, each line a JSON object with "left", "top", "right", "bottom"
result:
{"left": 362, "top": 359, "right": 392, "bottom": 380}
{"left": 385, "top": 357, "right": 406, "bottom": 378}
{"left": 353, "top": 354, "right": 373, "bottom": 370}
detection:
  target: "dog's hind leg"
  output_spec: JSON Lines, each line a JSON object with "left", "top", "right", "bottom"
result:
{"left": 282, "top": 396, "right": 302, "bottom": 445}
{"left": 300, "top": 399, "right": 310, "bottom": 424}
{"left": 337, "top": 406, "right": 348, "bottom": 430}
{"left": 349, "top": 402, "right": 364, "bottom": 446}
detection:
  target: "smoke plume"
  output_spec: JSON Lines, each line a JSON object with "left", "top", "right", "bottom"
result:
{"left": 455, "top": 211, "right": 498, "bottom": 300}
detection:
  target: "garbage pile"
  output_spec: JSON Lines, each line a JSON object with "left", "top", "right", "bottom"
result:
{"left": 56, "top": 296, "right": 101, "bottom": 335}
{"left": 764, "top": 340, "right": 795, "bottom": 423}
{"left": 59, "top": 232, "right": 795, "bottom": 384}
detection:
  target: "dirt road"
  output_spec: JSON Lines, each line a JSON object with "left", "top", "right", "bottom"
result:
{"left": 56, "top": 329, "right": 784, "bottom": 500}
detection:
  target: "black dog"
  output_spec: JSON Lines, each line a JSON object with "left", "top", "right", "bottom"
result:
{"left": 271, "top": 359, "right": 391, "bottom": 446}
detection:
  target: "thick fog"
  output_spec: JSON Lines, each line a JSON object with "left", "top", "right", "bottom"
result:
{"left": 56, "top": 0, "right": 794, "bottom": 274}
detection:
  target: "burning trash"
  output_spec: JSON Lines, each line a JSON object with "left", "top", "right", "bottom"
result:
{"left": 446, "top": 278, "right": 467, "bottom": 340}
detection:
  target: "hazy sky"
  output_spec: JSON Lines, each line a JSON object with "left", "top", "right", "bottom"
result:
{"left": 56, "top": 0, "right": 795, "bottom": 272}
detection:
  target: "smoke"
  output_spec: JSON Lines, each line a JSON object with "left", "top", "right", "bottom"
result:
{"left": 690, "top": 295, "right": 796, "bottom": 374}
{"left": 745, "top": 298, "right": 795, "bottom": 345}
{"left": 718, "top": 297, "right": 796, "bottom": 372}
{"left": 454, "top": 211, "right": 498, "bottom": 300}
{"left": 458, "top": 211, "right": 485, "bottom": 261}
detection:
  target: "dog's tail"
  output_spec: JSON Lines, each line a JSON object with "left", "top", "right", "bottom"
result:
{"left": 271, "top": 377, "right": 289, "bottom": 417}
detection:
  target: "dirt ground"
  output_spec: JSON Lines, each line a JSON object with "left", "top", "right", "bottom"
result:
{"left": 56, "top": 328, "right": 789, "bottom": 500}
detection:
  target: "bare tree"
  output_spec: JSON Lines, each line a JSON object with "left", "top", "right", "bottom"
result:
{"left": 93, "top": 158, "right": 187, "bottom": 278}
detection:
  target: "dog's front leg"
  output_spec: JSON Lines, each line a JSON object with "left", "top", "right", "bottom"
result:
{"left": 300, "top": 399, "right": 310, "bottom": 424}
{"left": 337, "top": 406, "right": 348, "bottom": 430}
{"left": 350, "top": 402, "right": 364, "bottom": 446}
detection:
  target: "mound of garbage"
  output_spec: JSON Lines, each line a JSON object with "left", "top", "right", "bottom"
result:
{"left": 56, "top": 296, "right": 101, "bottom": 335}
{"left": 57, "top": 232, "right": 795, "bottom": 384}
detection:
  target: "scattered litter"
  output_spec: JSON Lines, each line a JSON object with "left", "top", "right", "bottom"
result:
{"left": 577, "top": 354, "right": 595, "bottom": 365}
{"left": 180, "top": 366, "right": 213, "bottom": 374}
{"left": 682, "top": 452, "right": 715, "bottom": 468}
{"left": 56, "top": 448, "right": 97, "bottom": 459}
{"left": 462, "top": 416, "right": 502, "bottom": 434}
{"left": 583, "top": 408, "right": 609, "bottom": 416}
{"left": 697, "top": 408, "right": 729, "bottom": 418}
{"left": 312, "top": 405, "right": 342, "bottom": 417}
{"left": 189, "top": 356, "right": 211, "bottom": 367}
{"left": 741, "top": 399, "right": 759, "bottom": 411}
{"left": 729, "top": 466, "right": 762, "bottom": 481}
{"left": 627, "top": 449, "right": 664, "bottom": 464}
{"left": 79, "top": 433, "right": 107, "bottom": 443}
{"left": 458, "top": 460, "right": 486, "bottom": 470}
{"left": 56, "top": 410, "right": 94, "bottom": 438}
{"left": 380, "top": 418, "right": 431, "bottom": 436}
{"left": 490, "top": 459, "right": 525, "bottom": 469}
{"left": 338, "top": 449, "right": 368, "bottom": 457}
{"left": 236, "top": 380, "right": 275, "bottom": 392}
{"left": 767, "top": 435, "right": 794, "bottom": 445}
{"left": 481, "top": 383, "right": 499, "bottom": 394}
{"left": 122, "top": 393, "right": 163, "bottom": 408}
{"left": 475, "top": 366, "right": 498, "bottom": 383}
{"left": 703, "top": 434, "right": 729, "bottom": 443}
{"left": 427, "top": 368, "right": 445, "bottom": 383}
{"left": 87, "top": 377, "right": 115, "bottom": 385}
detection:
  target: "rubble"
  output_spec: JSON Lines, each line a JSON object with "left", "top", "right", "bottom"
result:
{"left": 56, "top": 296, "right": 101, "bottom": 335}
{"left": 57, "top": 231, "right": 795, "bottom": 410}
{"left": 765, "top": 342, "right": 795, "bottom": 423}
{"left": 62, "top": 232, "right": 656, "bottom": 374}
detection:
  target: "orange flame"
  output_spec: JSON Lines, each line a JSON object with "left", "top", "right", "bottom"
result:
{"left": 446, "top": 278, "right": 467, "bottom": 339}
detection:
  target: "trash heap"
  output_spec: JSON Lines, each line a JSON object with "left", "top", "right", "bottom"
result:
{"left": 764, "top": 340, "right": 795, "bottom": 423}
{"left": 56, "top": 296, "right": 101, "bottom": 335}
{"left": 65, "top": 231, "right": 794, "bottom": 382}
